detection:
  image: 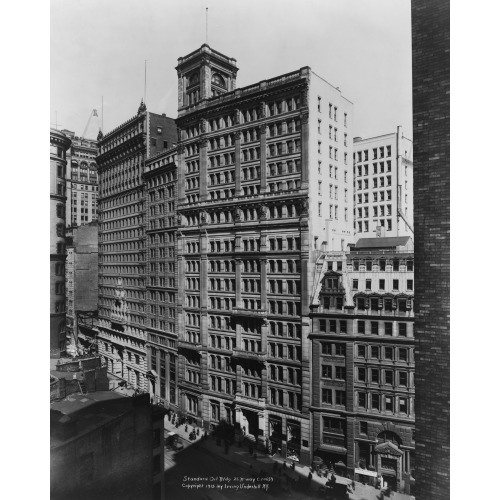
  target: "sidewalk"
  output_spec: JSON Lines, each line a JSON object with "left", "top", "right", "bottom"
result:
{"left": 164, "top": 417, "right": 414, "bottom": 500}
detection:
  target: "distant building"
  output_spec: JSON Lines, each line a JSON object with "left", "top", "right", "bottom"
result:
{"left": 309, "top": 237, "right": 414, "bottom": 493}
{"left": 65, "top": 222, "right": 98, "bottom": 353}
{"left": 50, "top": 390, "right": 166, "bottom": 500}
{"left": 95, "top": 100, "right": 177, "bottom": 391}
{"left": 51, "top": 128, "right": 72, "bottom": 357}
{"left": 353, "top": 128, "right": 413, "bottom": 238}
{"left": 173, "top": 43, "right": 354, "bottom": 464}
{"left": 61, "top": 129, "right": 99, "bottom": 226}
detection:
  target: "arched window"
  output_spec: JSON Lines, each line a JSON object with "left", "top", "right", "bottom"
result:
{"left": 211, "top": 73, "right": 226, "bottom": 89}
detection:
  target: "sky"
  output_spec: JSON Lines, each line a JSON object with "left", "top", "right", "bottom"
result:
{"left": 50, "top": 0, "right": 412, "bottom": 141}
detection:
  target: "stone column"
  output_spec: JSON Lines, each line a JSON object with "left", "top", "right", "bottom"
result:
{"left": 177, "top": 144, "right": 186, "bottom": 203}
{"left": 300, "top": 110, "right": 309, "bottom": 190}
{"left": 199, "top": 139, "right": 208, "bottom": 202}
{"left": 234, "top": 130, "right": 242, "bottom": 195}
{"left": 259, "top": 123, "right": 267, "bottom": 192}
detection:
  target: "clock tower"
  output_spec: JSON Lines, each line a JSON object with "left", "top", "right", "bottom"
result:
{"left": 176, "top": 44, "right": 239, "bottom": 115}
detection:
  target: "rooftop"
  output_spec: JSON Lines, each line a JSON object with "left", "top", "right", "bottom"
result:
{"left": 50, "top": 390, "right": 150, "bottom": 447}
{"left": 354, "top": 236, "right": 412, "bottom": 250}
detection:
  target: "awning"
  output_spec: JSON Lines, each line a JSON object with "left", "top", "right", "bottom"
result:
{"left": 318, "top": 444, "right": 347, "bottom": 454}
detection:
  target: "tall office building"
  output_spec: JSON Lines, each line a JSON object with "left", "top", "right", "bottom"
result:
{"left": 51, "top": 128, "right": 72, "bottom": 357}
{"left": 95, "top": 100, "right": 177, "bottom": 391}
{"left": 309, "top": 237, "right": 415, "bottom": 493}
{"left": 143, "top": 148, "right": 179, "bottom": 408}
{"left": 61, "top": 130, "right": 99, "bottom": 226}
{"left": 353, "top": 128, "right": 413, "bottom": 238}
{"left": 174, "top": 44, "right": 354, "bottom": 463}
{"left": 412, "top": 1, "right": 450, "bottom": 498}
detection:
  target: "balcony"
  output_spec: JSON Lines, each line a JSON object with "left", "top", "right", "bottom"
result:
{"left": 232, "top": 307, "right": 267, "bottom": 319}
{"left": 178, "top": 340, "right": 202, "bottom": 352}
{"left": 232, "top": 349, "right": 267, "bottom": 362}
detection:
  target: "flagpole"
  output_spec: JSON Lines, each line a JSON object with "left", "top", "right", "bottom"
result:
{"left": 144, "top": 60, "right": 147, "bottom": 105}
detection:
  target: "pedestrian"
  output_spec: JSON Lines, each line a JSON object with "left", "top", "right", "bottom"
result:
{"left": 307, "top": 471, "right": 312, "bottom": 482}
{"left": 351, "top": 479, "right": 356, "bottom": 491}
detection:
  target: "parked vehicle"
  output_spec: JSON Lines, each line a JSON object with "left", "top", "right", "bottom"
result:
{"left": 165, "top": 431, "right": 184, "bottom": 450}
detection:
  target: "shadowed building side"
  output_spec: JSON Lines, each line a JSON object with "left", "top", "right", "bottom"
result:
{"left": 412, "top": 0, "right": 450, "bottom": 498}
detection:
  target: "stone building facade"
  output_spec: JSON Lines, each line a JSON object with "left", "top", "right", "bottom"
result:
{"left": 95, "top": 101, "right": 177, "bottom": 391}
{"left": 143, "top": 148, "right": 179, "bottom": 411}
{"left": 412, "top": 0, "right": 450, "bottom": 498}
{"left": 309, "top": 237, "right": 415, "bottom": 493}
{"left": 173, "top": 44, "right": 354, "bottom": 464}
{"left": 61, "top": 130, "right": 99, "bottom": 226}
{"left": 51, "top": 128, "right": 72, "bottom": 357}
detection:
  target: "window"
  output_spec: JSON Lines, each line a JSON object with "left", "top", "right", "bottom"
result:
{"left": 370, "top": 346, "right": 379, "bottom": 358}
{"left": 384, "top": 347, "right": 393, "bottom": 360}
{"left": 335, "top": 366, "right": 346, "bottom": 380}
{"left": 399, "top": 323, "right": 407, "bottom": 336}
{"left": 357, "top": 345, "right": 366, "bottom": 357}
{"left": 322, "top": 365, "right": 333, "bottom": 378}
{"left": 393, "top": 280, "right": 399, "bottom": 291}
{"left": 358, "top": 392, "right": 367, "bottom": 408}
{"left": 353, "top": 279, "right": 358, "bottom": 290}
{"left": 372, "top": 394, "right": 380, "bottom": 410}
{"left": 385, "top": 370, "right": 394, "bottom": 385}
{"left": 358, "top": 320, "right": 365, "bottom": 334}
{"left": 371, "top": 321, "right": 378, "bottom": 335}
{"left": 322, "top": 388, "right": 332, "bottom": 404}
{"left": 384, "top": 322, "right": 393, "bottom": 336}
{"left": 379, "top": 279, "right": 385, "bottom": 290}
{"left": 385, "top": 396, "right": 394, "bottom": 412}
{"left": 336, "top": 390, "right": 346, "bottom": 406}
{"left": 399, "top": 348, "right": 408, "bottom": 362}
{"left": 399, "top": 372, "right": 408, "bottom": 387}
{"left": 360, "top": 421, "right": 368, "bottom": 434}
{"left": 399, "top": 398, "right": 408, "bottom": 414}
{"left": 339, "top": 320, "right": 347, "bottom": 334}
{"left": 319, "top": 319, "right": 326, "bottom": 333}
{"left": 321, "top": 342, "right": 333, "bottom": 355}
{"left": 358, "top": 367, "right": 366, "bottom": 381}
{"left": 407, "top": 279, "right": 414, "bottom": 291}
{"left": 371, "top": 369, "right": 379, "bottom": 383}
{"left": 407, "top": 260, "right": 414, "bottom": 271}
{"left": 335, "top": 343, "right": 346, "bottom": 356}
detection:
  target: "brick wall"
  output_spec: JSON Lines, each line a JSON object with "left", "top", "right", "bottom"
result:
{"left": 412, "top": 1, "right": 450, "bottom": 498}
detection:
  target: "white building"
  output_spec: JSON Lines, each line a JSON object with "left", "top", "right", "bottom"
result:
{"left": 353, "top": 128, "right": 413, "bottom": 239}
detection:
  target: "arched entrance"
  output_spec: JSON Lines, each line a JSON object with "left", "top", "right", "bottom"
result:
{"left": 375, "top": 431, "right": 403, "bottom": 492}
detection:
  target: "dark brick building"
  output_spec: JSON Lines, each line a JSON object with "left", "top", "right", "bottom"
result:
{"left": 50, "top": 391, "right": 166, "bottom": 500}
{"left": 412, "top": 1, "right": 450, "bottom": 498}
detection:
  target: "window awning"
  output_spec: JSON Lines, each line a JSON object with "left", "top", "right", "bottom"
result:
{"left": 318, "top": 444, "right": 347, "bottom": 454}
